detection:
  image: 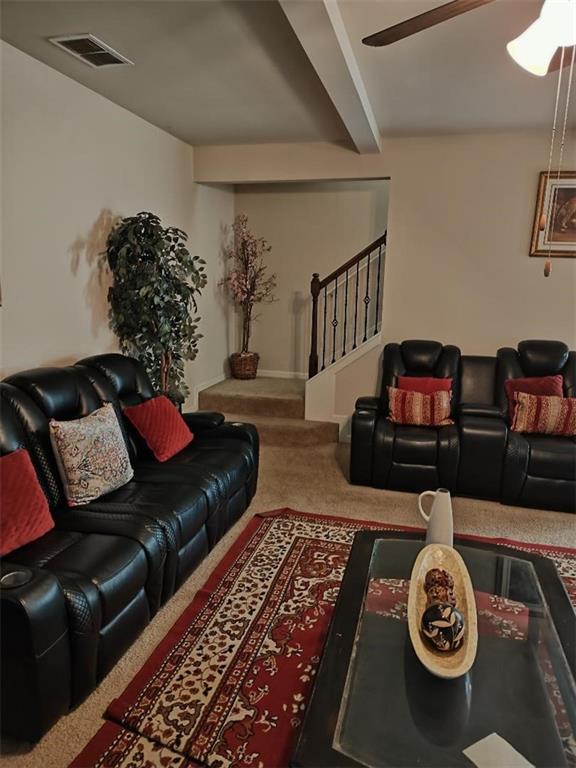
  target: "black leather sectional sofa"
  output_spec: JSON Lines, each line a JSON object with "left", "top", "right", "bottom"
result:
{"left": 0, "top": 354, "right": 259, "bottom": 743}
{"left": 351, "top": 340, "right": 575, "bottom": 513}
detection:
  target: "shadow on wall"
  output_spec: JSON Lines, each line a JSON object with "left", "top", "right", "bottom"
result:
{"left": 70, "top": 208, "right": 119, "bottom": 346}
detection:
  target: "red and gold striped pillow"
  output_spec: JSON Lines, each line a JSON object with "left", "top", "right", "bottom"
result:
{"left": 511, "top": 392, "right": 576, "bottom": 436}
{"left": 387, "top": 386, "right": 453, "bottom": 427}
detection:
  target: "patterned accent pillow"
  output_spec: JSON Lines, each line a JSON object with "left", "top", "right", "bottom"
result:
{"left": 511, "top": 392, "right": 576, "bottom": 436}
{"left": 387, "top": 386, "right": 453, "bottom": 427}
{"left": 49, "top": 403, "right": 133, "bottom": 506}
{"left": 123, "top": 396, "right": 193, "bottom": 462}
{"left": 504, "top": 375, "right": 563, "bottom": 423}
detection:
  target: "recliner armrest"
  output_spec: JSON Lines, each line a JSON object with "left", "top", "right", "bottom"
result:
{"left": 458, "top": 403, "right": 506, "bottom": 420}
{"left": 197, "top": 420, "right": 260, "bottom": 455}
{"left": 182, "top": 411, "right": 225, "bottom": 432}
{"left": 355, "top": 396, "right": 381, "bottom": 412}
{"left": 52, "top": 507, "right": 166, "bottom": 616}
{"left": 351, "top": 399, "right": 382, "bottom": 486}
{"left": 0, "top": 563, "right": 71, "bottom": 741}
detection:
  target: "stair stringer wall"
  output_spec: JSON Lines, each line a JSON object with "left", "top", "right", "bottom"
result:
{"left": 305, "top": 333, "right": 383, "bottom": 442}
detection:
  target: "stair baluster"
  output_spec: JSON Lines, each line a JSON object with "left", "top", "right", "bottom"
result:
{"left": 375, "top": 243, "right": 383, "bottom": 335}
{"left": 353, "top": 260, "right": 360, "bottom": 351}
{"left": 342, "top": 268, "right": 349, "bottom": 358}
{"left": 331, "top": 276, "right": 338, "bottom": 364}
{"left": 308, "top": 273, "right": 320, "bottom": 377}
{"left": 363, "top": 251, "right": 371, "bottom": 343}
{"left": 321, "top": 284, "right": 328, "bottom": 371}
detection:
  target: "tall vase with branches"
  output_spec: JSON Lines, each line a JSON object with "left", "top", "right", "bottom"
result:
{"left": 220, "top": 214, "right": 276, "bottom": 379}
{"left": 106, "top": 211, "right": 206, "bottom": 401}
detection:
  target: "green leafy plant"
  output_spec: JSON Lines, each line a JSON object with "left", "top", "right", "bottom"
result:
{"left": 106, "top": 211, "right": 206, "bottom": 400}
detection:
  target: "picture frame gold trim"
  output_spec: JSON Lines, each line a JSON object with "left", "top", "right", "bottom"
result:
{"left": 530, "top": 170, "right": 576, "bottom": 258}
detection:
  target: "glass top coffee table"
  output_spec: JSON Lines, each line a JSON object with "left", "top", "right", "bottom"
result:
{"left": 292, "top": 532, "right": 575, "bottom": 768}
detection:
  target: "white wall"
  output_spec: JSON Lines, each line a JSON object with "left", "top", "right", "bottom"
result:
{"left": 196, "top": 134, "right": 576, "bottom": 357}
{"left": 234, "top": 181, "right": 388, "bottom": 374}
{"left": 380, "top": 133, "right": 576, "bottom": 355}
{"left": 0, "top": 42, "right": 233, "bottom": 405}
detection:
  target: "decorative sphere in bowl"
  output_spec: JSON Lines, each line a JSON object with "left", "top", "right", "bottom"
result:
{"left": 421, "top": 602, "right": 465, "bottom": 652}
{"left": 426, "top": 585, "right": 456, "bottom": 606}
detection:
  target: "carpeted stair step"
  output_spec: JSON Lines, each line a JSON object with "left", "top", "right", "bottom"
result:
{"left": 223, "top": 413, "right": 339, "bottom": 447}
{"left": 199, "top": 377, "right": 305, "bottom": 420}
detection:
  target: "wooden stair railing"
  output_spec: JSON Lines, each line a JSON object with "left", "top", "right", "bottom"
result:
{"left": 309, "top": 231, "right": 387, "bottom": 378}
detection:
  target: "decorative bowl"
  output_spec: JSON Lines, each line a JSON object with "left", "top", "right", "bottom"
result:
{"left": 407, "top": 544, "right": 478, "bottom": 679}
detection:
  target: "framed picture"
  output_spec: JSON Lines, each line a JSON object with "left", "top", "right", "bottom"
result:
{"left": 530, "top": 171, "right": 576, "bottom": 257}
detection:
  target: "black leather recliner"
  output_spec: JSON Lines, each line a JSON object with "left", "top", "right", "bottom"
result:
{"left": 351, "top": 341, "right": 461, "bottom": 493}
{"left": 1, "top": 355, "right": 259, "bottom": 742}
{"left": 497, "top": 341, "right": 576, "bottom": 512}
{"left": 0, "top": 382, "right": 163, "bottom": 740}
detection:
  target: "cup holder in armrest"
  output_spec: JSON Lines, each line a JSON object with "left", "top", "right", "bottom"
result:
{"left": 0, "top": 568, "right": 34, "bottom": 589}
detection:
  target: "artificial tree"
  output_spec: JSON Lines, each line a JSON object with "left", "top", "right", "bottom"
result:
{"left": 106, "top": 211, "right": 206, "bottom": 400}
{"left": 220, "top": 214, "right": 276, "bottom": 378}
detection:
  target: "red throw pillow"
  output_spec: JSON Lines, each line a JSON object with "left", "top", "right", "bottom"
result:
{"left": 0, "top": 449, "right": 54, "bottom": 556}
{"left": 504, "top": 375, "right": 563, "bottom": 423}
{"left": 388, "top": 386, "right": 453, "bottom": 427}
{"left": 124, "top": 396, "right": 193, "bottom": 462}
{"left": 511, "top": 392, "right": 576, "bottom": 436}
{"left": 398, "top": 376, "right": 452, "bottom": 394}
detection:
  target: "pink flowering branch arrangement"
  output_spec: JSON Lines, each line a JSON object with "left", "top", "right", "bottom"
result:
{"left": 220, "top": 215, "right": 277, "bottom": 354}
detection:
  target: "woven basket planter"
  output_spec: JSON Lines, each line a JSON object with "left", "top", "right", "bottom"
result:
{"left": 229, "top": 352, "right": 259, "bottom": 380}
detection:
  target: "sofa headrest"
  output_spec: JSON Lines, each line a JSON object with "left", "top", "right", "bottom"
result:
{"left": 4, "top": 367, "right": 101, "bottom": 422}
{"left": 400, "top": 340, "right": 444, "bottom": 372}
{"left": 0, "top": 382, "right": 60, "bottom": 505}
{"left": 518, "top": 340, "right": 569, "bottom": 377}
{"left": 77, "top": 354, "right": 154, "bottom": 407}
{"left": 0, "top": 383, "right": 29, "bottom": 455}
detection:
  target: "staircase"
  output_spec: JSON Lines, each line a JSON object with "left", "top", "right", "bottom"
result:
{"left": 198, "top": 377, "right": 339, "bottom": 446}
{"left": 308, "top": 232, "right": 386, "bottom": 377}
{"left": 200, "top": 231, "right": 387, "bottom": 444}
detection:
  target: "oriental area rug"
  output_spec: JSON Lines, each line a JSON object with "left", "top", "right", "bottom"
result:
{"left": 71, "top": 509, "right": 576, "bottom": 768}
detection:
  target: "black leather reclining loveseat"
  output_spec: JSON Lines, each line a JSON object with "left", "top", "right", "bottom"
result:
{"left": 351, "top": 339, "right": 575, "bottom": 514}
{"left": 0, "top": 354, "right": 259, "bottom": 743}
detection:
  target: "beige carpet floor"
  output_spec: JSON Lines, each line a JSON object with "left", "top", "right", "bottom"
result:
{"left": 200, "top": 377, "right": 305, "bottom": 401}
{"left": 3, "top": 443, "right": 575, "bottom": 767}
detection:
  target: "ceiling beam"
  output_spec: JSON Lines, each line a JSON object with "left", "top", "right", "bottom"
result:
{"left": 279, "top": 0, "right": 381, "bottom": 154}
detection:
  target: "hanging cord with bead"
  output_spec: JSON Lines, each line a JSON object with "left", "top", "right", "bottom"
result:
{"left": 544, "top": 45, "right": 575, "bottom": 277}
{"left": 543, "top": 46, "right": 565, "bottom": 277}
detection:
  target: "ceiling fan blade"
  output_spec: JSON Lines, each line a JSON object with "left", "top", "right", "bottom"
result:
{"left": 548, "top": 45, "right": 576, "bottom": 73}
{"left": 362, "top": 0, "right": 498, "bottom": 47}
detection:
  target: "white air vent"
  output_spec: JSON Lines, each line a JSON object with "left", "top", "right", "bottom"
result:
{"left": 49, "top": 34, "right": 133, "bottom": 68}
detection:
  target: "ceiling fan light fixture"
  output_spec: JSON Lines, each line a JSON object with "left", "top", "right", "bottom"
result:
{"left": 506, "top": 19, "right": 559, "bottom": 76}
{"left": 507, "top": 0, "right": 576, "bottom": 76}
{"left": 539, "top": 0, "right": 576, "bottom": 46}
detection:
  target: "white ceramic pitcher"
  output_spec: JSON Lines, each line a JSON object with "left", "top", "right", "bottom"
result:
{"left": 418, "top": 488, "right": 454, "bottom": 547}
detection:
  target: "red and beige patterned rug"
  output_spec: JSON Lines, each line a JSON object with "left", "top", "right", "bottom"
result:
{"left": 71, "top": 509, "right": 576, "bottom": 768}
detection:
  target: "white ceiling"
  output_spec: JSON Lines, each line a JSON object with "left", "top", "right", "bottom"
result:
{"left": 340, "top": 0, "right": 565, "bottom": 135}
{"left": 0, "top": 0, "right": 348, "bottom": 145}
{"left": 2, "top": 0, "right": 573, "bottom": 150}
